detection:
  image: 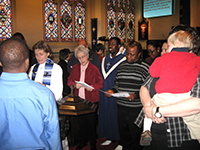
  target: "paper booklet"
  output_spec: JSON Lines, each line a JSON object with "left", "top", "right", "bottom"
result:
{"left": 75, "top": 81, "right": 94, "bottom": 89}
{"left": 99, "top": 89, "right": 130, "bottom": 98}
{"left": 111, "top": 92, "right": 130, "bottom": 98}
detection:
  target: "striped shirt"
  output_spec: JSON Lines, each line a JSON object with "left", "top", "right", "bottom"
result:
{"left": 111, "top": 60, "right": 149, "bottom": 108}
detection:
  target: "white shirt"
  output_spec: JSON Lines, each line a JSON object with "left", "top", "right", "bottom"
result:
{"left": 29, "top": 62, "right": 63, "bottom": 101}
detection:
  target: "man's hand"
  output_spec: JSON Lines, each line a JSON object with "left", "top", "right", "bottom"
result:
{"left": 143, "top": 101, "right": 166, "bottom": 123}
{"left": 126, "top": 93, "right": 136, "bottom": 101}
{"left": 105, "top": 89, "right": 114, "bottom": 97}
{"left": 143, "top": 100, "right": 156, "bottom": 118}
{"left": 152, "top": 117, "right": 166, "bottom": 124}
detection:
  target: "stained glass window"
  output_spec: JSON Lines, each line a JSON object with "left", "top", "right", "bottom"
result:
{"left": 118, "top": 9, "right": 125, "bottom": 40}
{"left": 74, "top": 2, "right": 86, "bottom": 41}
{"left": 44, "top": 0, "right": 86, "bottom": 42}
{"left": 127, "top": 10, "right": 135, "bottom": 42}
{"left": 107, "top": 7, "right": 116, "bottom": 39}
{"left": 60, "top": 1, "right": 72, "bottom": 41}
{"left": 44, "top": 0, "right": 58, "bottom": 42}
{"left": 0, "top": 0, "right": 12, "bottom": 41}
{"left": 107, "top": 0, "right": 135, "bottom": 41}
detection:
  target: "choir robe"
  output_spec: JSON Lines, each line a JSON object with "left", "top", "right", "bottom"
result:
{"left": 98, "top": 53, "right": 126, "bottom": 140}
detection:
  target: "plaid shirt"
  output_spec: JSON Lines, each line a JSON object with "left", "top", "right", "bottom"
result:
{"left": 134, "top": 74, "right": 200, "bottom": 148}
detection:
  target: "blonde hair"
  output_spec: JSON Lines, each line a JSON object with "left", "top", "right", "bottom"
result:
{"left": 74, "top": 45, "right": 89, "bottom": 58}
{"left": 168, "top": 30, "right": 194, "bottom": 50}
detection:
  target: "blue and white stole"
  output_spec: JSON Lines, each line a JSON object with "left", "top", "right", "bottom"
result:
{"left": 31, "top": 58, "right": 54, "bottom": 85}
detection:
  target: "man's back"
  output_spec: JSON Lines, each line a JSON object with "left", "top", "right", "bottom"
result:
{"left": 0, "top": 72, "right": 61, "bottom": 150}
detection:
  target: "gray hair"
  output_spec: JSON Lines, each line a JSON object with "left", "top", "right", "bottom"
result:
{"left": 74, "top": 45, "right": 89, "bottom": 58}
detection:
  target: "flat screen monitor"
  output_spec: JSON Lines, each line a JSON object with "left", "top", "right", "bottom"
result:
{"left": 143, "top": 0, "right": 173, "bottom": 18}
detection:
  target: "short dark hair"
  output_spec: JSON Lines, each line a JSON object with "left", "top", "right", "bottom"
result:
{"left": 0, "top": 38, "right": 29, "bottom": 70}
{"left": 95, "top": 43, "right": 105, "bottom": 53}
{"left": 32, "top": 40, "right": 52, "bottom": 55}
{"left": 12, "top": 32, "right": 25, "bottom": 41}
{"left": 59, "top": 48, "right": 70, "bottom": 60}
{"left": 127, "top": 40, "right": 142, "bottom": 54}
{"left": 110, "top": 37, "right": 121, "bottom": 46}
{"left": 147, "top": 40, "right": 159, "bottom": 49}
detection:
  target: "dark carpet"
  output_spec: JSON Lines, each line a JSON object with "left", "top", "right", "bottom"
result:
{"left": 69, "top": 137, "right": 119, "bottom": 150}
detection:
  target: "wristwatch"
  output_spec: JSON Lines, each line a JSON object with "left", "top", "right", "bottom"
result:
{"left": 155, "top": 107, "right": 162, "bottom": 118}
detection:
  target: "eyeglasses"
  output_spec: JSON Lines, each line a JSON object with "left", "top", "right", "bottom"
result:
{"left": 77, "top": 55, "right": 87, "bottom": 60}
{"left": 147, "top": 48, "right": 157, "bottom": 54}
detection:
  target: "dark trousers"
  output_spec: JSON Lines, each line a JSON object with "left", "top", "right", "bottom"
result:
{"left": 78, "top": 111, "right": 97, "bottom": 145}
{"left": 118, "top": 105, "right": 143, "bottom": 150}
{"left": 144, "top": 123, "right": 200, "bottom": 150}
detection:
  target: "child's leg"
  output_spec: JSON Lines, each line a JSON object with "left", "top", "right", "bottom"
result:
{"left": 143, "top": 115, "right": 153, "bottom": 132}
{"left": 140, "top": 115, "right": 153, "bottom": 146}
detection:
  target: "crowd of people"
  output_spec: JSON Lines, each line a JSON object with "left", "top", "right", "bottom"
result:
{"left": 1, "top": 24, "right": 200, "bottom": 150}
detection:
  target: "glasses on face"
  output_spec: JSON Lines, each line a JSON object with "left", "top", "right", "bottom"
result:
{"left": 147, "top": 48, "right": 156, "bottom": 54}
{"left": 77, "top": 55, "right": 87, "bottom": 60}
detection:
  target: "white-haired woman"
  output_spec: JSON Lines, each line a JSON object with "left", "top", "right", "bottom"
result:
{"left": 68, "top": 45, "right": 103, "bottom": 150}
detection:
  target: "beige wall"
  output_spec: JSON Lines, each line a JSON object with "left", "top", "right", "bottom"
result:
{"left": 12, "top": 0, "right": 44, "bottom": 50}
{"left": 147, "top": 0, "right": 180, "bottom": 40}
{"left": 11, "top": 0, "right": 200, "bottom": 54}
{"left": 191, "top": 0, "right": 200, "bottom": 27}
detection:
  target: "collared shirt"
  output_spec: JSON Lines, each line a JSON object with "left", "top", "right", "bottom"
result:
{"left": 29, "top": 62, "right": 63, "bottom": 101}
{"left": 109, "top": 51, "right": 121, "bottom": 59}
{"left": 79, "top": 62, "right": 89, "bottom": 99}
{"left": 0, "top": 72, "right": 61, "bottom": 150}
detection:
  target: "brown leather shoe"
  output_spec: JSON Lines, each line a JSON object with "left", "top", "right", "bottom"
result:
{"left": 140, "top": 130, "right": 152, "bottom": 146}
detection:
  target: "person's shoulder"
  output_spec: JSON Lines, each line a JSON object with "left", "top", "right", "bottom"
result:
{"left": 71, "top": 63, "right": 80, "bottom": 70}
{"left": 117, "top": 53, "right": 126, "bottom": 58}
{"left": 141, "top": 60, "right": 150, "bottom": 67}
{"left": 32, "top": 85, "right": 55, "bottom": 105}
{"left": 58, "top": 59, "right": 65, "bottom": 65}
{"left": 136, "top": 61, "right": 150, "bottom": 71}
{"left": 53, "top": 62, "right": 62, "bottom": 70}
{"left": 117, "top": 61, "right": 127, "bottom": 70}
{"left": 118, "top": 60, "right": 127, "bottom": 66}
{"left": 28, "top": 79, "right": 54, "bottom": 96}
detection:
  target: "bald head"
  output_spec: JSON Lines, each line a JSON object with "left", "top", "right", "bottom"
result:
{"left": 78, "top": 39, "right": 88, "bottom": 48}
{"left": 0, "top": 38, "right": 29, "bottom": 72}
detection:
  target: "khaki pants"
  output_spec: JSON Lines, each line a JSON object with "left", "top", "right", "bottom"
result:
{"left": 153, "top": 92, "right": 200, "bottom": 140}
